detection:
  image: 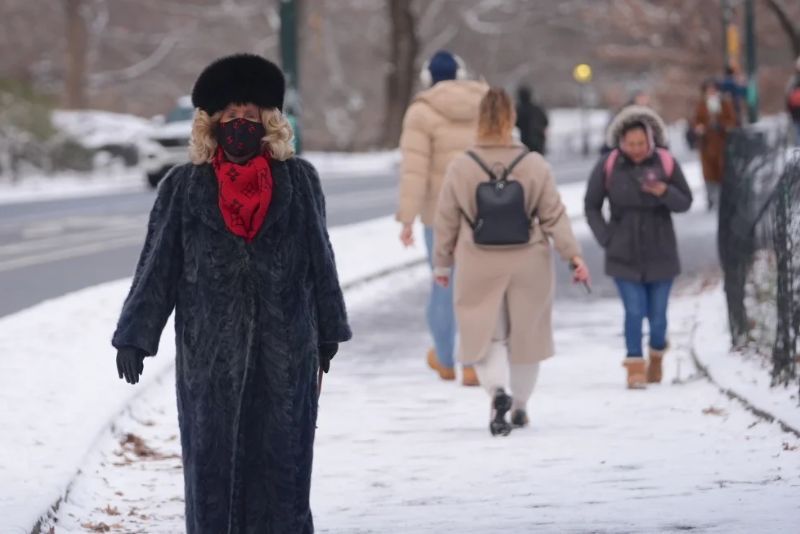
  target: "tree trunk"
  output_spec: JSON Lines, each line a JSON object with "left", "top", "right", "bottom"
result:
{"left": 764, "top": 0, "right": 800, "bottom": 57}
{"left": 64, "top": 0, "right": 88, "bottom": 109}
{"left": 382, "top": 0, "right": 419, "bottom": 148}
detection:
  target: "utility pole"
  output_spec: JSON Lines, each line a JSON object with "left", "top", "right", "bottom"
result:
{"left": 744, "top": 0, "right": 759, "bottom": 123}
{"left": 721, "top": 0, "right": 733, "bottom": 69}
{"left": 280, "top": 0, "right": 302, "bottom": 153}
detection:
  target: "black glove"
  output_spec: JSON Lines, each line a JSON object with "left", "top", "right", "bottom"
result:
{"left": 319, "top": 343, "right": 339, "bottom": 374}
{"left": 116, "top": 346, "right": 146, "bottom": 384}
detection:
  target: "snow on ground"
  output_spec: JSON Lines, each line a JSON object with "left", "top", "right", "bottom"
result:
{"left": 0, "top": 216, "right": 423, "bottom": 532}
{"left": 304, "top": 150, "right": 400, "bottom": 179}
{"left": 51, "top": 111, "right": 154, "bottom": 151}
{"left": 691, "top": 287, "right": 800, "bottom": 434}
{"left": 0, "top": 168, "right": 148, "bottom": 206}
{"left": 42, "top": 266, "right": 800, "bottom": 533}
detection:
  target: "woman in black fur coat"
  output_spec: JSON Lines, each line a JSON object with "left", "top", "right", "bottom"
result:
{"left": 112, "top": 54, "right": 351, "bottom": 534}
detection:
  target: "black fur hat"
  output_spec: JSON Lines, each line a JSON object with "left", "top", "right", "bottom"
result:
{"left": 191, "top": 54, "right": 285, "bottom": 115}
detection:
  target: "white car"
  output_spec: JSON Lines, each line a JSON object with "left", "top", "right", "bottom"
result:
{"left": 141, "top": 96, "right": 193, "bottom": 187}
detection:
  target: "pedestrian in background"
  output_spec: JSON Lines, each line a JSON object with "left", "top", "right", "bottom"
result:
{"left": 434, "top": 88, "right": 589, "bottom": 435}
{"left": 396, "top": 50, "right": 488, "bottom": 387}
{"left": 718, "top": 64, "right": 748, "bottom": 126}
{"left": 601, "top": 89, "right": 652, "bottom": 154}
{"left": 787, "top": 56, "right": 800, "bottom": 146}
{"left": 515, "top": 84, "right": 549, "bottom": 154}
{"left": 113, "top": 54, "right": 351, "bottom": 533}
{"left": 693, "top": 80, "right": 737, "bottom": 210}
{"left": 584, "top": 106, "right": 693, "bottom": 389}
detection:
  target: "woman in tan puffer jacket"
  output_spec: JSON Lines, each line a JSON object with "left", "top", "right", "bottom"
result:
{"left": 396, "top": 50, "right": 488, "bottom": 386}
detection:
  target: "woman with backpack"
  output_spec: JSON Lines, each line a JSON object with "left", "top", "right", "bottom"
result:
{"left": 433, "top": 88, "right": 589, "bottom": 436}
{"left": 584, "top": 106, "right": 693, "bottom": 390}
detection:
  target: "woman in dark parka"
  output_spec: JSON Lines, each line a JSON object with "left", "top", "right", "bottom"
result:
{"left": 112, "top": 54, "right": 351, "bottom": 533}
{"left": 584, "top": 106, "right": 692, "bottom": 390}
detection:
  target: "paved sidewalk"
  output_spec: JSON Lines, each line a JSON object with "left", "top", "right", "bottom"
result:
{"left": 46, "top": 267, "right": 800, "bottom": 533}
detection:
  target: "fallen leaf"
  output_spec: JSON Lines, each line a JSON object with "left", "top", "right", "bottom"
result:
{"left": 702, "top": 406, "right": 727, "bottom": 416}
{"left": 81, "top": 522, "right": 111, "bottom": 532}
{"left": 102, "top": 504, "right": 120, "bottom": 516}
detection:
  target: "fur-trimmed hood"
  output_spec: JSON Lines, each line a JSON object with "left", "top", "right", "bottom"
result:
{"left": 606, "top": 105, "right": 669, "bottom": 149}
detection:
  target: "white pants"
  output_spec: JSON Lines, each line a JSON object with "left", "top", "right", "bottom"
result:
{"left": 473, "top": 296, "right": 540, "bottom": 411}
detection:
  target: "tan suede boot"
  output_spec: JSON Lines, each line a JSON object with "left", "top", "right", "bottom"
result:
{"left": 647, "top": 348, "right": 665, "bottom": 383}
{"left": 622, "top": 358, "right": 647, "bottom": 389}
{"left": 461, "top": 366, "right": 480, "bottom": 387}
{"left": 427, "top": 349, "right": 456, "bottom": 380}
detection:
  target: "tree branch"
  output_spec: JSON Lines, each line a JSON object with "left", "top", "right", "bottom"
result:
{"left": 763, "top": 0, "right": 800, "bottom": 57}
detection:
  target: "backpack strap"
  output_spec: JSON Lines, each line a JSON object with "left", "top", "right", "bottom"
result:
{"left": 465, "top": 150, "right": 497, "bottom": 181}
{"left": 603, "top": 149, "right": 620, "bottom": 190}
{"left": 655, "top": 147, "right": 675, "bottom": 178}
{"left": 502, "top": 148, "right": 530, "bottom": 180}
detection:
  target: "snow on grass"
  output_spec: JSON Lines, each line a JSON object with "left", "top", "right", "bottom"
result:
{"left": 0, "top": 215, "right": 422, "bottom": 532}
{"left": 42, "top": 266, "right": 800, "bottom": 533}
{"left": 691, "top": 285, "right": 800, "bottom": 434}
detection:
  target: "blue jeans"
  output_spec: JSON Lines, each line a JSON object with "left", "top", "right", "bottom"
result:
{"left": 613, "top": 278, "right": 673, "bottom": 357}
{"left": 794, "top": 122, "right": 800, "bottom": 147}
{"left": 424, "top": 226, "right": 457, "bottom": 368}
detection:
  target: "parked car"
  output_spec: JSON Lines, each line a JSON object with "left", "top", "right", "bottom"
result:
{"left": 141, "top": 96, "right": 193, "bottom": 188}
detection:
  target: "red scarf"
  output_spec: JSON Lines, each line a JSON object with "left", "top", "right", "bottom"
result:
{"left": 212, "top": 147, "right": 274, "bottom": 242}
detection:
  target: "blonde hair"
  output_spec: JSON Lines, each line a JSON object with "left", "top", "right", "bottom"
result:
{"left": 189, "top": 107, "right": 295, "bottom": 164}
{"left": 477, "top": 87, "right": 516, "bottom": 141}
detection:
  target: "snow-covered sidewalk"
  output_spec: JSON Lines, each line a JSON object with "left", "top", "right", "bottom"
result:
{"left": 43, "top": 267, "right": 800, "bottom": 533}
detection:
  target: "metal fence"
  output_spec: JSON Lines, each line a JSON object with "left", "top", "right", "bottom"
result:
{"left": 718, "top": 125, "right": 799, "bottom": 391}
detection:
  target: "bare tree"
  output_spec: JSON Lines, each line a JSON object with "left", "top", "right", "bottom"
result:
{"left": 763, "top": 0, "right": 800, "bottom": 57}
{"left": 64, "top": 0, "right": 88, "bottom": 108}
{"left": 382, "top": 0, "right": 419, "bottom": 147}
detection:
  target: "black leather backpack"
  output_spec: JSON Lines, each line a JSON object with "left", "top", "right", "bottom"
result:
{"left": 459, "top": 149, "right": 535, "bottom": 246}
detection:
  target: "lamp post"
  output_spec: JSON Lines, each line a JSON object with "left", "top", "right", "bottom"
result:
{"left": 573, "top": 63, "right": 593, "bottom": 157}
{"left": 280, "top": 0, "right": 302, "bottom": 153}
{"left": 744, "top": 0, "right": 759, "bottom": 123}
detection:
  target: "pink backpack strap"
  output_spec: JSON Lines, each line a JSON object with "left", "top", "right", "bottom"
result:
{"left": 656, "top": 147, "right": 675, "bottom": 179}
{"left": 603, "top": 149, "right": 620, "bottom": 190}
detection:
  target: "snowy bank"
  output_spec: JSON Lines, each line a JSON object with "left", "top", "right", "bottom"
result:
{"left": 691, "top": 285, "right": 800, "bottom": 434}
{"left": 0, "top": 215, "right": 424, "bottom": 532}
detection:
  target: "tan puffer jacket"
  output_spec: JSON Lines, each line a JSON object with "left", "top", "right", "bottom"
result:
{"left": 396, "top": 80, "right": 488, "bottom": 226}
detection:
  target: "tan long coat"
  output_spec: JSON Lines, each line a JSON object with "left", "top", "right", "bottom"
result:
{"left": 434, "top": 142, "right": 581, "bottom": 365}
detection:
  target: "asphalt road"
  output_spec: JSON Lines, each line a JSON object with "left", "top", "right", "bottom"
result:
{"left": 0, "top": 156, "right": 718, "bottom": 318}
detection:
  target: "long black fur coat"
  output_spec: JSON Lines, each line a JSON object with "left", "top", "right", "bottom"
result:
{"left": 112, "top": 157, "right": 351, "bottom": 533}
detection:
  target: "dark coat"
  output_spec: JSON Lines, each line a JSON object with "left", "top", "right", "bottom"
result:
{"left": 585, "top": 152, "right": 693, "bottom": 282}
{"left": 112, "top": 157, "right": 351, "bottom": 534}
{"left": 585, "top": 107, "right": 693, "bottom": 282}
{"left": 516, "top": 99, "right": 549, "bottom": 154}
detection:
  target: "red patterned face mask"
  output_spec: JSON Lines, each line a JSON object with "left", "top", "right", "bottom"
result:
{"left": 217, "top": 118, "right": 266, "bottom": 159}
{"left": 212, "top": 147, "right": 273, "bottom": 242}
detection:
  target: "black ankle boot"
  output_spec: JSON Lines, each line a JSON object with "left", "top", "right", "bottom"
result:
{"left": 511, "top": 409, "right": 529, "bottom": 428}
{"left": 489, "top": 388, "right": 513, "bottom": 437}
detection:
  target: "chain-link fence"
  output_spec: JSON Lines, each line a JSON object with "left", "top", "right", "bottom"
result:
{"left": 718, "top": 125, "right": 799, "bottom": 391}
